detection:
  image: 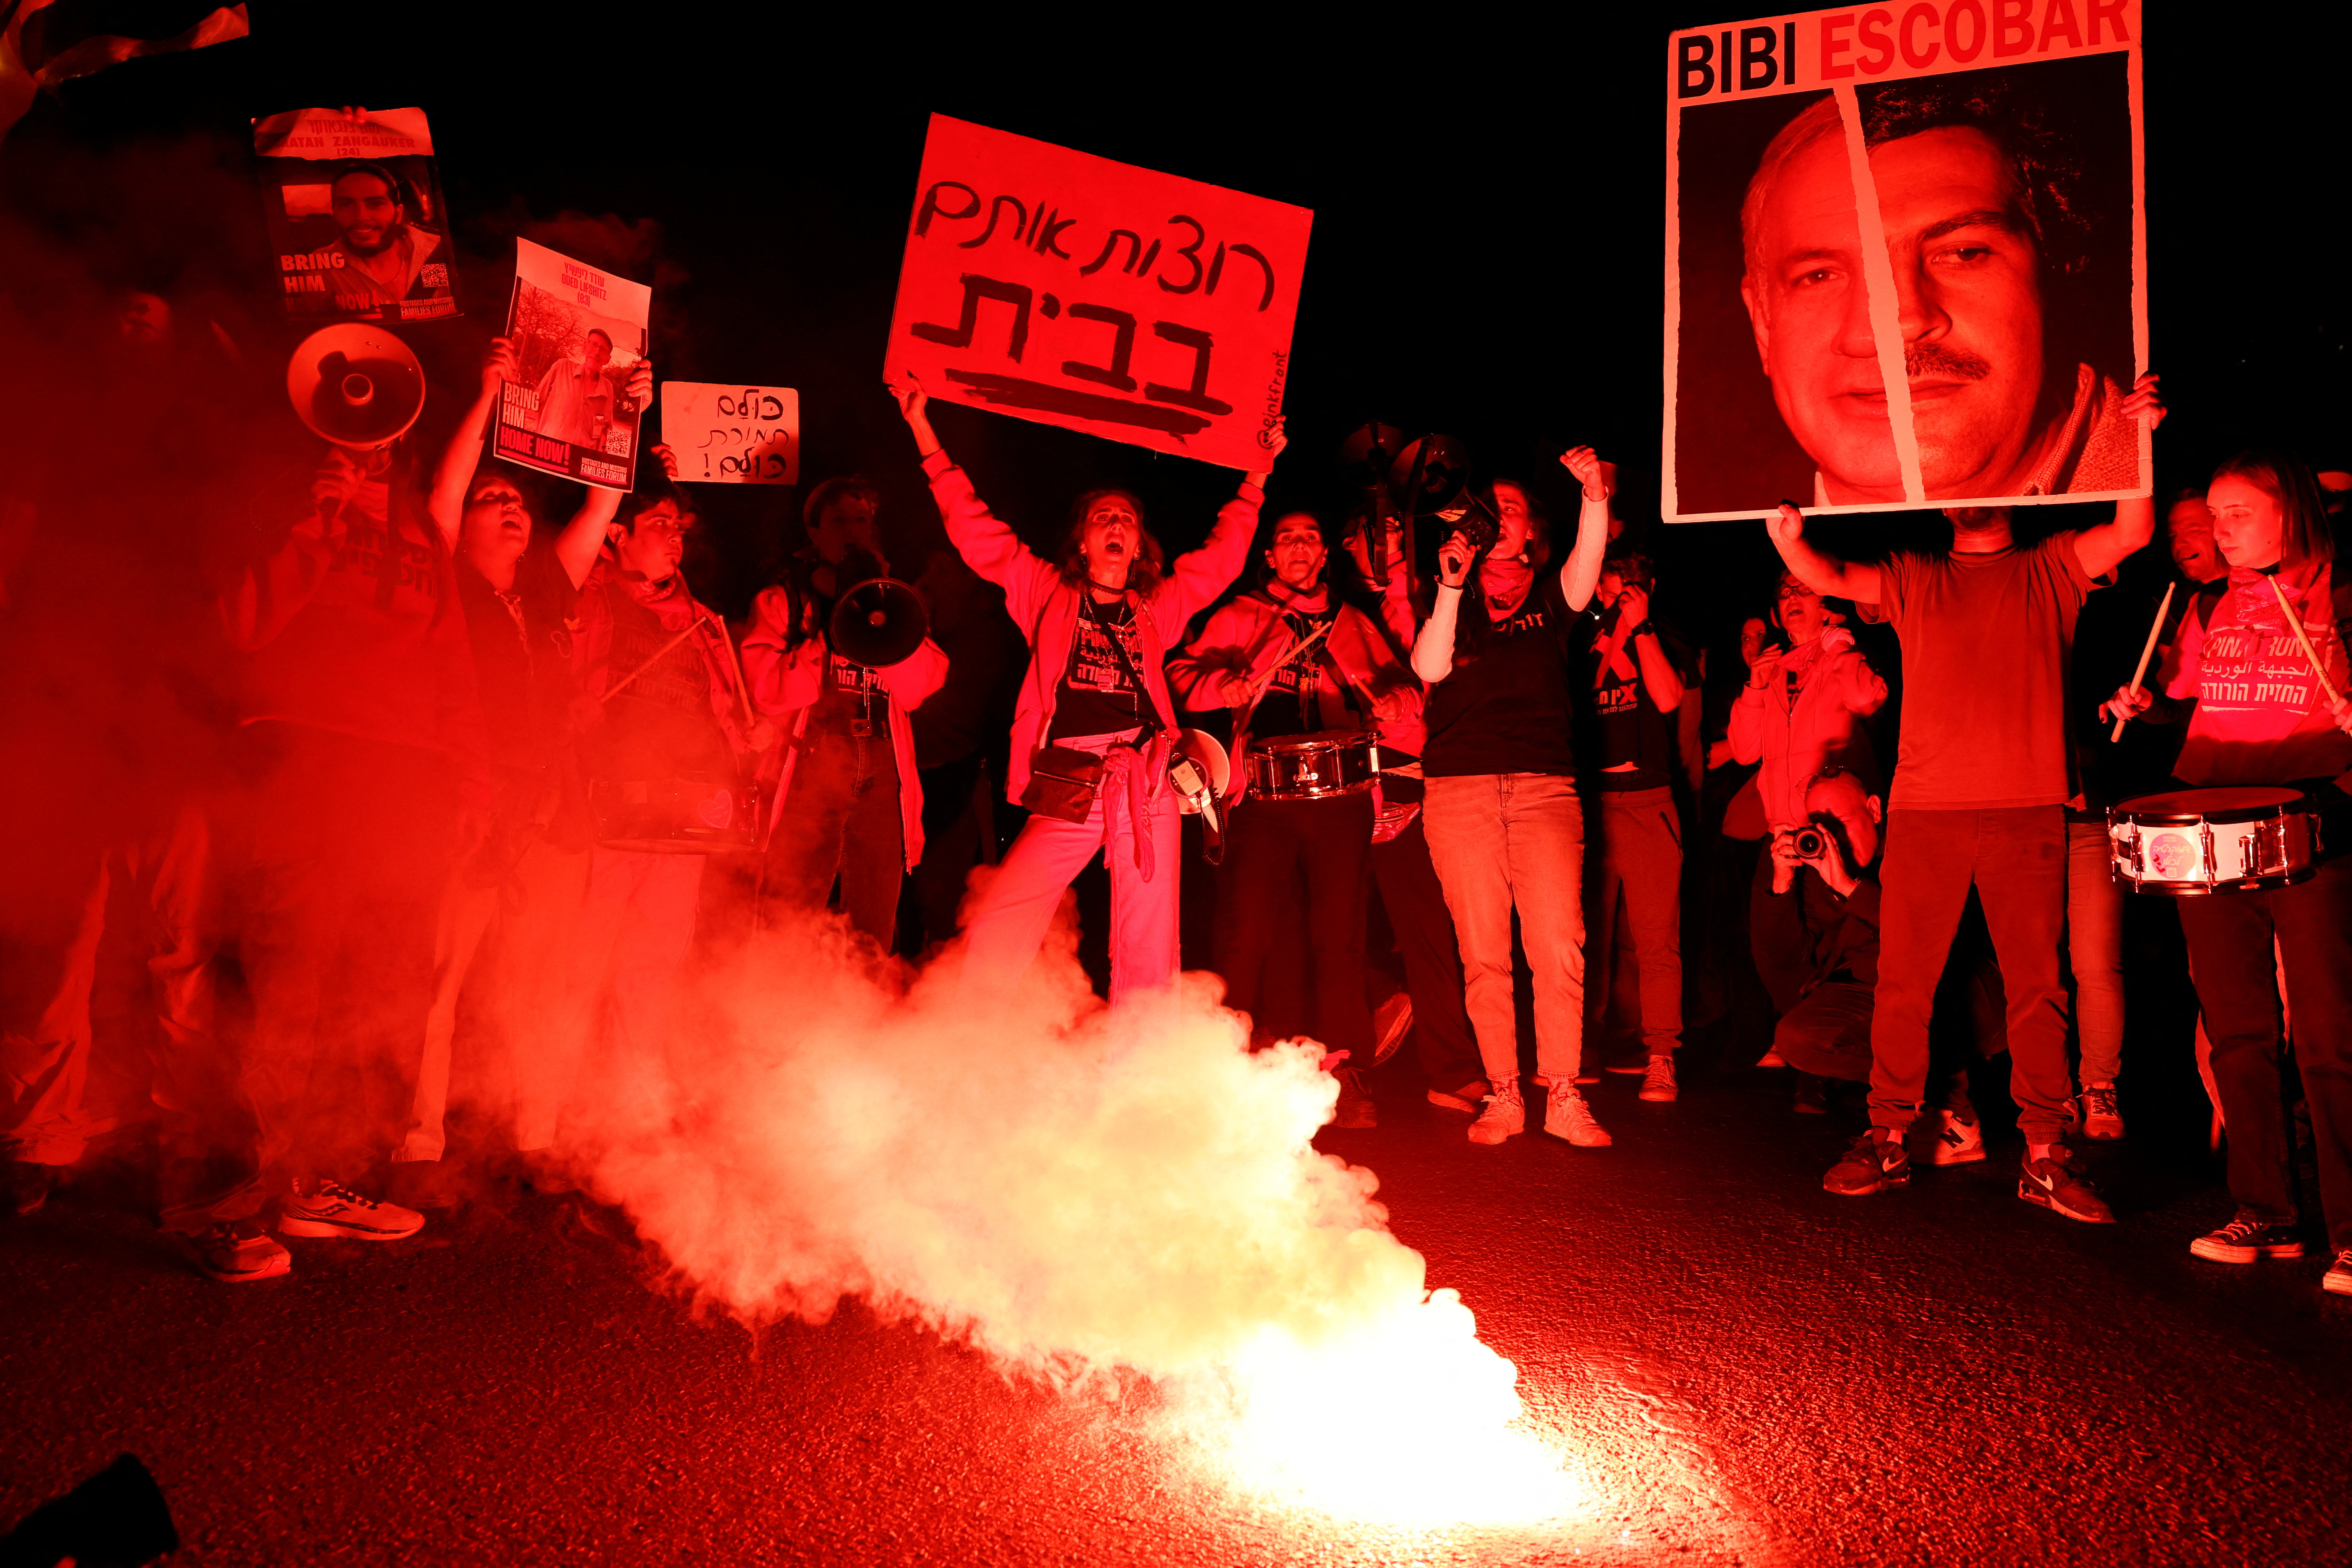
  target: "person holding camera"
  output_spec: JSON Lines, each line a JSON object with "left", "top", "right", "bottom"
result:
{"left": 742, "top": 476, "right": 949, "bottom": 949}
{"left": 887, "top": 372, "right": 1279, "bottom": 1005}
{"left": 1411, "top": 451, "right": 1613, "bottom": 1146}
{"left": 1726, "top": 570, "right": 1888, "bottom": 834}
{"left": 1753, "top": 770, "right": 1887, "bottom": 1110}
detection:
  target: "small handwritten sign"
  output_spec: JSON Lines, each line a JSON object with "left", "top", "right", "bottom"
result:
{"left": 659, "top": 382, "right": 800, "bottom": 485}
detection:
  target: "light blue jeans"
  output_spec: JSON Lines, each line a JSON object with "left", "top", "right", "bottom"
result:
{"left": 1421, "top": 773, "right": 1586, "bottom": 1086}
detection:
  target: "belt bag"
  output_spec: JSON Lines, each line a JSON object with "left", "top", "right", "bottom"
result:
{"left": 1021, "top": 744, "right": 1105, "bottom": 823}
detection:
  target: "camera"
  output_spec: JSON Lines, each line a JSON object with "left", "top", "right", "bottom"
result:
{"left": 1789, "top": 824, "right": 1829, "bottom": 859}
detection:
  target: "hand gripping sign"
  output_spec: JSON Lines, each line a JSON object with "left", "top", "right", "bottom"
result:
{"left": 659, "top": 383, "right": 800, "bottom": 485}
{"left": 886, "top": 114, "right": 1312, "bottom": 471}
{"left": 494, "top": 238, "right": 652, "bottom": 492}
{"left": 1663, "top": 1, "right": 2146, "bottom": 520}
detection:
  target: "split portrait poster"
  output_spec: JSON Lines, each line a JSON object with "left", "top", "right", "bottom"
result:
{"left": 494, "top": 238, "right": 652, "bottom": 492}
{"left": 253, "top": 107, "right": 459, "bottom": 325}
{"left": 885, "top": 114, "right": 1313, "bottom": 473}
{"left": 1664, "top": 1, "right": 2146, "bottom": 521}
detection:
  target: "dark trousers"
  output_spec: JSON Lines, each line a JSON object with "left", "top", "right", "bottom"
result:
{"left": 765, "top": 725, "right": 903, "bottom": 948}
{"left": 1871, "top": 806, "right": 2071, "bottom": 1142}
{"left": 912, "top": 751, "right": 989, "bottom": 951}
{"left": 1586, "top": 785, "right": 1685, "bottom": 1059}
{"left": 2179, "top": 849, "right": 2352, "bottom": 1251}
{"left": 1214, "top": 791, "right": 1374, "bottom": 1063}
{"left": 1370, "top": 810, "right": 1481, "bottom": 1093}
{"left": 1776, "top": 980, "right": 1873, "bottom": 1081}
{"left": 234, "top": 724, "right": 454, "bottom": 1185}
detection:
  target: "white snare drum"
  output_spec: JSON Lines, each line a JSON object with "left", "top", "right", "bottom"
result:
{"left": 1243, "top": 729, "right": 1381, "bottom": 801}
{"left": 2107, "top": 787, "right": 2321, "bottom": 895}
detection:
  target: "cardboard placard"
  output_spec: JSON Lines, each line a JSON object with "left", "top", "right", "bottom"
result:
{"left": 493, "top": 238, "right": 651, "bottom": 492}
{"left": 885, "top": 114, "right": 1312, "bottom": 471}
{"left": 252, "top": 107, "right": 459, "bottom": 324}
{"left": 1664, "top": 2, "right": 2147, "bottom": 520}
{"left": 659, "top": 382, "right": 800, "bottom": 484}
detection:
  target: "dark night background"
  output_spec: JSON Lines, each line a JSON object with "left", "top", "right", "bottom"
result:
{"left": 5, "top": 3, "right": 2345, "bottom": 646}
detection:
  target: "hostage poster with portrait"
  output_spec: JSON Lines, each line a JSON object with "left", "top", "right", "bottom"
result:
{"left": 253, "top": 107, "right": 459, "bottom": 325}
{"left": 884, "top": 114, "right": 1313, "bottom": 472}
{"left": 494, "top": 238, "right": 652, "bottom": 492}
{"left": 1663, "top": 2, "right": 2147, "bottom": 521}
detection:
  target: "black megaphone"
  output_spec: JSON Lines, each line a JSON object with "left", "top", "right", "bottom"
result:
{"left": 828, "top": 576, "right": 929, "bottom": 668}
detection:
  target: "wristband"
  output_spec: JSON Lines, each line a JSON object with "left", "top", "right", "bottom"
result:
{"left": 1630, "top": 620, "right": 1655, "bottom": 638}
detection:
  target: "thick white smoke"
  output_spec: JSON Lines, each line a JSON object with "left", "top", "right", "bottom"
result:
{"left": 556, "top": 899, "right": 1577, "bottom": 1524}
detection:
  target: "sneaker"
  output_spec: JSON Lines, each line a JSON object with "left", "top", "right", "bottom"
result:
{"left": 1426, "top": 1077, "right": 1489, "bottom": 1113}
{"left": 4, "top": 1160, "right": 61, "bottom": 1216}
{"left": 1371, "top": 993, "right": 1414, "bottom": 1065}
{"left": 1602, "top": 1051, "right": 1650, "bottom": 1076}
{"left": 1543, "top": 1083, "right": 1613, "bottom": 1147}
{"left": 2325, "top": 1250, "right": 2352, "bottom": 1297}
{"left": 2189, "top": 1209, "right": 2305, "bottom": 1263}
{"left": 175, "top": 1218, "right": 292, "bottom": 1283}
{"left": 2018, "top": 1149, "right": 2115, "bottom": 1224}
{"left": 1793, "top": 1074, "right": 1829, "bottom": 1115}
{"left": 278, "top": 1178, "right": 425, "bottom": 1241}
{"left": 1909, "top": 1108, "right": 1986, "bottom": 1167}
{"left": 1823, "top": 1129, "right": 1909, "bottom": 1196}
{"left": 1755, "top": 1048, "right": 1789, "bottom": 1069}
{"left": 2077, "top": 1082, "right": 2125, "bottom": 1141}
{"left": 1637, "top": 1056, "right": 1678, "bottom": 1103}
{"left": 1468, "top": 1080, "right": 1525, "bottom": 1145}
{"left": 1332, "top": 1067, "right": 1378, "bottom": 1129}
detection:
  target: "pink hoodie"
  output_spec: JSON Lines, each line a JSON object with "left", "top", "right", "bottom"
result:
{"left": 741, "top": 585, "right": 949, "bottom": 871}
{"left": 1726, "top": 628, "right": 1889, "bottom": 828}
{"left": 922, "top": 450, "right": 1259, "bottom": 803}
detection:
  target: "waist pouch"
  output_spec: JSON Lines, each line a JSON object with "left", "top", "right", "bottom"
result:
{"left": 1022, "top": 744, "right": 1105, "bottom": 823}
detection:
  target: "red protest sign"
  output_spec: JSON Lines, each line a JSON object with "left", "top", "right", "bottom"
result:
{"left": 885, "top": 114, "right": 1312, "bottom": 472}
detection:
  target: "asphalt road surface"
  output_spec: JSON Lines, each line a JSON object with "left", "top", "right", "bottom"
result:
{"left": 5, "top": 1060, "right": 2348, "bottom": 1568}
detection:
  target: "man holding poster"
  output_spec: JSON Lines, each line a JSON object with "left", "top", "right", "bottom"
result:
{"left": 1666, "top": 3, "right": 2145, "bottom": 520}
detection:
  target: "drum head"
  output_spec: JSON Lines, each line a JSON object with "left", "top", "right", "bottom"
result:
{"left": 2115, "top": 786, "right": 2305, "bottom": 822}
{"left": 1255, "top": 728, "right": 1373, "bottom": 753}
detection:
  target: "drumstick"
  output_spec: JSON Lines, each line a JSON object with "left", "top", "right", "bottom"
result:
{"left": 601, "top": 622, "right": 701, "bottom": 704}
{"left": 2110, "top": 581, "right": 2176, "bottom": 742}
{"left": 1248, "top": 617, "right": 1336, "bottom": 697}
{"left": 701, "top": 608, "right": 759, "bottom": 731}
{"left": 2267, "top": 572, "right": 2344, "bottom": 708}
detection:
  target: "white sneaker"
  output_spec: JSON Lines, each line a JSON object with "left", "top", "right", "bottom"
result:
{"left": 1638, "top": 1055, "right": 1678, "bottom": 1103}
{"left": 1909, "top": 1108, "right": 1985, "bottom": 1166}
{"left": 1544, "top": 1084, "right": 1613, "bottom": 1147}
{"left": 2077, "top": 1082, "right": 2124, "bottom": 1141}
{"left": 1468, "top": 1079, "right": 1525, "bottom": 1145}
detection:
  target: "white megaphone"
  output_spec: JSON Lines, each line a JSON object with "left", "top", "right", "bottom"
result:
{"left": 285, "top": 324, "right": 426, "bottom": 449}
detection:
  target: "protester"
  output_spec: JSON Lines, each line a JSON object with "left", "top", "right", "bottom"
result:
{"left": 1726, "top": 571, "right": 1888, "bottom": 829}
{"left": 1169, "top": 509, "right": 1419, "bottom": 1125}
{"left": 887, "top": 373, "right": 1278, "bottom": 1004}
{"left": 2107, "top": 450, "right": 2352, "bottom": 1296}
{"left": 906, "top": 548, "right": 1025, "bottom": 952}
{"left": 742, "top": 475, "right": 949, "bottom": 949}
{"left": 1575, "top": 551, "right": 1695, "bottom": 1102}
{"left": 1766, "top": 374, "right": 2165, "bottom": 1219}
{"left": 1411, "top": 452, "right": 1613, "bottom": 1146}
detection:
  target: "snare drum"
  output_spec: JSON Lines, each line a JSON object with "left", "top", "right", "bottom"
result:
{"left": 2107, "top": 787, "right": 2321, "bottom": 895}
{"left": 1242, "top": 729, "right": 1381, "bottom": 801}
{"left": 589, "top": 776, "right": 757, "bottom": 854}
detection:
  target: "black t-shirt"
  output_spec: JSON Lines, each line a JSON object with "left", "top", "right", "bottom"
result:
{"left": 1423, "top": 576, "right": 1577, "bottom": 778}
{"left": 456, "top": 540, "right": 579, "bottom": 779}
{"left": 1250, "top": 605, "right": 1360, "bottom": 741}
{"left": 1574, "top": 605, "right": 1691, "bottom": 793}
{"left": 1048, "top": 596, "right": 1151, "bottom": 740}
{"left": 809, "top": 647, "right": 893, "bottom": 736}
{"left": 587, "top": 575, "right": 734, "bottom": 783}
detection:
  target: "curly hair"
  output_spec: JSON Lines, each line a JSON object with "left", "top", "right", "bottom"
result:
{"left": 1056, "top": 488, "right": 1164, "bottom": 593}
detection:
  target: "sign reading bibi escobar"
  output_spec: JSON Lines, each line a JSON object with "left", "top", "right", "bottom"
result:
{"left": 1665, "top": 2, "right": 2146, "bottom": 521}
{"left": 886, "top": 115, "right": 1312, "bottom": 471}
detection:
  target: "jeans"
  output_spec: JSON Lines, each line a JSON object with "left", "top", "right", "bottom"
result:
{"left": 1369, "top": 812, "right": 1482, "bottom": 1093}
{"left": 1214, "top": 791, "right": 1374, "bottom": 1062}
{"left": 960, "top": 733, "right": 1181, "bottom": 1006}
{"left": 2178, "top": 849, "right": 2352, "bottom": 1250}
{"left": 766, "top": 724, "right": 903, "bottom": 948}
{"left": 1421, "top": 773, "right": 1586, "bottom": 1086}
{"left": 2064, "top": 819, "right": 2126, "bottom": 1085}
{"left": 1870, "top": 806, "right": 2072, "bottom": 1143}
{"left": 1586, "top": 786, "right": 1685, "bottom": 1060}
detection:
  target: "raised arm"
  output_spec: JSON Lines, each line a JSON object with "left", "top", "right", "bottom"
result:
{"left": 1165, "top": 425, "right": 1281, "bottom": 623}
{"left": 1412, "top": 530, "right": 1473, "bottom": 684}
{"left": 888, "top": 372, "right": 1054, "bottom": 627}
{"left": 1766, "top": 503, "right": 1882, "bottom": 604}
{"left": 2071, "top": 374, "right": 2167, "bottom": 582}
{"left": 426, "top": 338, "right": 515, "bottom": 551}
{"left": 1555, "top": 446, "right": 1613, "bottom": 613}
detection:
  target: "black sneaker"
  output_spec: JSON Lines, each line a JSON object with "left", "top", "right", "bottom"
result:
{"left": 1823, "top": 1130, "right": 1909, "bottom": 1196}
{"left": 2018, "top": 1150, "right": 2114, "bottom": 1224}
{"left": 2189, "top": 1210, "right": 2305, "bottom": 1263}
{"left": 1793, "top": 1074, "right": 1829, "bottom": 1115}
{"left": 1332, "top": 1067, "right": 1377, "bottom": 1129}
{"left": 5, "top": 1160, "right": 61, "bottom": 1216}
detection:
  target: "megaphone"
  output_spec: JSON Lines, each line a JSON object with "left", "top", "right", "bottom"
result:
{"left": 1390, "top": 434, "right": 1502, "bottom": 553}
{"left": 828, "top": 576, "right": 929, "bottom": 669}
{"left": 285, "top": 324, "right": 425, "bottom": 449}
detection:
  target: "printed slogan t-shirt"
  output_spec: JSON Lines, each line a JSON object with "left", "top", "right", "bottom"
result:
{"left": 1252, "top": 603, "right": 1358, "bottom": 741}
{"left": 1577, "top": 607, "right": 1693, "bottom": 793}
{"left": 1048, "top": 597, "right": 1150, "bottom": 740}
{"left": 2165, "top": 564, "right": 2352, "bottom": 789}
{"left": 1861, "top": 534, "right": 2095, "bottom": 809}
{"left": 1423, "top": 575, "right": 1577, "bottom": 779}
